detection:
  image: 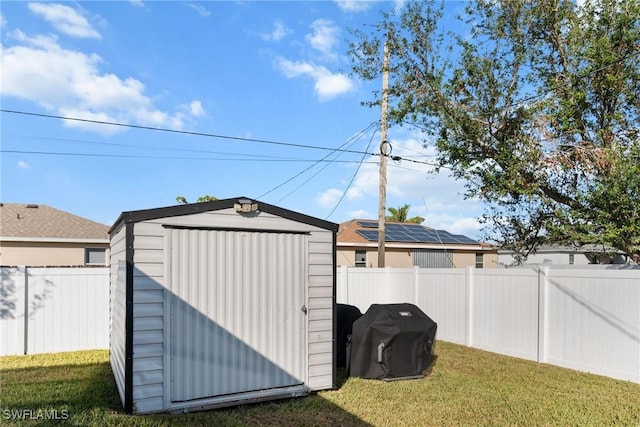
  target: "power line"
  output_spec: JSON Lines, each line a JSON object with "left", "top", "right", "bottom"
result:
{"left": 257, "top": 122, "right": 379, "bottom": 199}
{"left": 12, "top": 134, "right": 292, "bottom": 160}
{"left": 0, "top": 109, "right": 380, "bottom": 157}
{"left": 0, "top": 149, "right": 378, "bottom": 164}
{"left": 325, "top": 128, "right": 379, "bottom": 219}
{"left": 274, "top": 123, "right": 378, "bottom": 204}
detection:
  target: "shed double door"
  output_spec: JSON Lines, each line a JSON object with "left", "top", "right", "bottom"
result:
{"left": 167, "top": 228, "right": 308, "bottom": 402}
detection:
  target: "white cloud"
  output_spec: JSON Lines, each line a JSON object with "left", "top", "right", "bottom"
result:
{"left": 129, "top": 0, "right": 145, "bottom": 7}
{"left": 334, "top": 0, "right": 373, "bottom": 12}
{"left": 306, "top": 19, "right": 339, "bottom": 57}
{"left": 348, "top": 209, "right": 371, "bottom": 219}
{"left": 315, "top": 188, "right": 344, "bottom": 209}
{"left": 275, "top": 57, "right": 354, "bottom": 100}
{"left": 28, "top": 3, "right": 101, "bottom": 39}
{"left": 187, "top": 3, "right": 210, "bottom": 17}
{"left": 188, "top": 100, "right": 205, "bottom": 117}
{"left": 58, "top": 107, "right": 123, "bottom": 135}
{"left": 1, "top": 13, "right": 6, "bottom": 28}
{"left": 18, "top": 160, "right": 30, "bottom": 169}
{"left": 260, "top": 20, "right": 292, "bottom": 41}
{"left": 326, "top": 130, "right": 485, "bottom": 238}
{"left": 1, "top": 31, "right": 195, "bottom": 134}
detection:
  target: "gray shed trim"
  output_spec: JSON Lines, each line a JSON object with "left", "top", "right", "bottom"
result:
{"left": 110, "top": 197, "right": 338, "bottom": 235}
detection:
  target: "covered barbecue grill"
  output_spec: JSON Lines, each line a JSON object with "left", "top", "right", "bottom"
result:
{"left": 336, "top": 304, "right": 362, "bottom": 368}
{"left": 349, "top": 303, "right": 437, "bottom": 380}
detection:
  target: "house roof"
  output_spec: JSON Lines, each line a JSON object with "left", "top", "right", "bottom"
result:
{"left": 338, "top": 219, "right": 483, "bottom": 248}
{"left": 0, "top": 203, "right": 109, "bottom": 242}
{"left": 110, "top": 196, "right": 338, "bottom": 234}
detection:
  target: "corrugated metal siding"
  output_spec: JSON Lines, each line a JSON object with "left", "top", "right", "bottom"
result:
{"left": 413, "top": 249, "right": 454, "bottom": 268}
{"left": 110, "top": 226, "right": 127, "bottom": 407}
{"left": 167, "top": 228, "right": 308, "bottom": 401}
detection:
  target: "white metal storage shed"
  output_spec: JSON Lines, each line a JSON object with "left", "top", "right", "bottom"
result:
{"left": 109, "top": 197, "right": 338, "bottom": 414}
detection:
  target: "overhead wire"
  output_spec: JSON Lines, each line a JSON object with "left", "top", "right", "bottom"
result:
{"left": 325, "top": 127, "right": 379, "bottom": 219}
{"left": 11, "top": 134, "right": 293, "bottom": 160}
{"left": 274, "top": 122, "right": 378, "bottom": 204}
{"left": 257, "top": 121, "right": 379, "bottom": 200}
{"left": 1, "top": 149, "right": 379, "bottom": 163}
{"left": 1, "top": 109, "right": 380, "bottom": 157}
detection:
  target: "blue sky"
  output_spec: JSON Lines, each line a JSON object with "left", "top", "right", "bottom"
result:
{"left": 1, "top": 0, "right": 484, "bottom": 238}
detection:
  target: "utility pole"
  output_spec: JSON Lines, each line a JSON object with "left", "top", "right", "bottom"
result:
{"left": 378, "top": 32, "right": 390, "bottom": 268}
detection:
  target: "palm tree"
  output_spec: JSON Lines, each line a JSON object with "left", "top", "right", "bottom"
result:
{"left": 386, "top": 204, "right": 424, "bottom": 224}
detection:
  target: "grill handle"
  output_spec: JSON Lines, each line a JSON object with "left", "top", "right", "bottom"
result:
{"left": 377, "top": 342, "right": 385, "bottom": 363}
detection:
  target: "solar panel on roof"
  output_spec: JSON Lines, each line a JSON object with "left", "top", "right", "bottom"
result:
{"left": 357, "top": 221, "right": 378, "bottom": 228}
{"left": 355, "top": 222, "right": 478, "bottom": 244}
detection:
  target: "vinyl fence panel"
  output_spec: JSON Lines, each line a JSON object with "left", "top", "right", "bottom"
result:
{"left": 0, "top": 267, "right": 27, "bottom": 356}
{"left": 415, "top": 268, "right": 467, "bottom": 344}
{"left": 542, "top": 267, "right": 640, "bottom": 381}
{"left": 337, "top": 266, "right": 640, "bottom": 384}
{"left": 0, "top": 267, "right": 109, "bottom": 356}
{"left": 470, "top": 269, "right": 539, "bottom": 361}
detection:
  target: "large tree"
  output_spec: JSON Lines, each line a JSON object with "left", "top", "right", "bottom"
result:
{"left": 349, "top": 0, "right": 640, "bottom": 261}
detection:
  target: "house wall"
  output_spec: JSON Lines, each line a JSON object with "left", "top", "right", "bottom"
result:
{"left": 0, "top": 241, "right": 109, "bottom": 267}
{"left": 337, "top": 248, "right": 412, "bottom": 268}
{"left": 117, "top": 208, "right": 335, "bottom": 414}
{"left": 338, "top": 247, "right": 497, "bottom": 268}
{"left": 484, "top": 252, "right": 499, "bottom": 268}
{"left": 498, "top": 251, "right": 594, "bottom": 267}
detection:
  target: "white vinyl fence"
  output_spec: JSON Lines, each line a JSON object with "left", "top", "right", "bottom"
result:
{"left": 2, "top": 265, "right": 638, "bottom": 385}
{"left": 0, "top": 267, "right": 109, "bottom": 356}
{"left": 337, "top": 265, "right": 640, "bottom": 384}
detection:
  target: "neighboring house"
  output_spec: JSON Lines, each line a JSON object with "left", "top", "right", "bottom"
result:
{"left": 0, "top": 203, "right": 109, "bottom": 267}
{"left": 337, "top": 219, "right": 497, "bottom": 268}
{"left": 498, "top": 244, "right": 630, "bottom": 267}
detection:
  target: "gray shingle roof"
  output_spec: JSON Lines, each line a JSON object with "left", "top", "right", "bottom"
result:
{"left": 0, "top": 203, "right": 109, "bottom": 240}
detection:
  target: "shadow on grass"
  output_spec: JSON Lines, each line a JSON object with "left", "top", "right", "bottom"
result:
{"left": 1, "top": 356, "right": 372, "bottom": 426}
{"left": 0, "top": 360, "right": 121, "bottom": 414}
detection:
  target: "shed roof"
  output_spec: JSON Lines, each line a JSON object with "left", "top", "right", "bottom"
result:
{"left": 0, "top": 203, "right": 109, "bottom": 241}
{"left": 110, "top": 197, "right": 338, "bottom": 234}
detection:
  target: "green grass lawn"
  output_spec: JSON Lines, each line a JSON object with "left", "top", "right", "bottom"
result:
{"left": 1, "top": 341, "right": 639, "bottom": 426}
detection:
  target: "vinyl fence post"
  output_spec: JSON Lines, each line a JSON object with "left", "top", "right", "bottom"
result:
{"left": 413, "top": 266, "right": 420, "bottom": 307}
{"left": 465, "top": 266, "right": 474, "bottom": 347}
{"left": 339, "top": 265, "right": 348, "bottom": 305}
{"left": 22, "top": 266, "right": 28, "bottom": 355}
{"left": 537, "top": 266, "right": 549, "bottom": 363}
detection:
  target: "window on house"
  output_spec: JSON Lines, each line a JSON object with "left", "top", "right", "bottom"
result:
{"left": 355, "top": 250, "right": 367, "bottom": 268}
{"left": 85, "top": 248, "right": 106, "bottom": 265}
{"left": 475, "top": 253, "right": 483, "bottom": 269}
{"left": 569, "top": 253, "right": 575, "bottom": 265}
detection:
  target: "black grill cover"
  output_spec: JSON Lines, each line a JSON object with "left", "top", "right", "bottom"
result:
{"left": 336, "top": 304, "right": 362, "bottom": 368}
{"left": 349, "top": 303, "right": 437, "bottom": 380}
